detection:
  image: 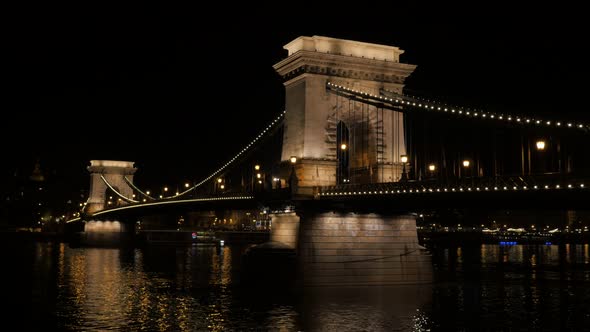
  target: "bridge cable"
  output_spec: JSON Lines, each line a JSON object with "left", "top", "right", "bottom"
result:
{"left": 350, "top": 98, "right": 355, "bottom": 184}
{"left": 165, "top": 110, "right": 287, "bottom": 199}
{"left": 100, "top": 175, "right": 139, "bottom": 203}
{"left": 123, "top": 176, "right": 156, "bottom": 201}
{"left": 326, "top": 82, "right": 589, "bottom": 134}
{"left": 337, "top": 92, "right": 341, "bottom": 183}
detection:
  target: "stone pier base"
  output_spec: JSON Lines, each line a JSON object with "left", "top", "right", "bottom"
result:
{"left": 82, "top": 220, "right": 134, "bottom": 246}
{"left": 269, "top": 212, "right": 300, "bottom": 249}
{"left": 298, "top": 212, "right": 432, "bottom": 286}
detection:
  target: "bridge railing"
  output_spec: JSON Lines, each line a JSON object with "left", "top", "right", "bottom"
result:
{"left": 318, "top": 174, "right": 588, "bottom": 196}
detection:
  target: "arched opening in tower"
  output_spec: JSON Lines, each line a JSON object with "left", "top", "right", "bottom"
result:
{"left": 336, "top": 121, "right": 350, "bottom": 184}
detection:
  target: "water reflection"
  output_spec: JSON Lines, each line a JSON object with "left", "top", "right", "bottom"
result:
{"left": 299, "top": 285, "right": 432, "bottom": 331}
{"left": 19, "top": 242, "right": 590, "bottom": 330}
{"left": 430, "top": 243, "right": 590, "bottom": 329}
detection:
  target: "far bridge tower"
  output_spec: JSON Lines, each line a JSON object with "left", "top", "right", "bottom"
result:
{"left": 86, "top": 160, "right": 136, "bottom": 213}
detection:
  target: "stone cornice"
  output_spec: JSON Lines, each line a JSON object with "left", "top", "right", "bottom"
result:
{"left": 273, "top": 50, "right": 416, "bottom": 84}
{"left": 88, "top": 166, "right": 137, "bottom": 175}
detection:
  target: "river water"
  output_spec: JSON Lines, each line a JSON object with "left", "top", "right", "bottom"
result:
{"left": 7, "top": 238, "right": 590, "bottom": 331}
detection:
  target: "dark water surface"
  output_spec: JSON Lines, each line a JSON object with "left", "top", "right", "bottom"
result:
{"left": 7, "top": 238, "right": 590, "bottom": 331}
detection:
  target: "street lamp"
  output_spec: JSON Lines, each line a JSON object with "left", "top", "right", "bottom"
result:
{"left": 462, "top": 159, "right": 472, "bottom": 183}
{"left": 289, "top": 156, "right": 298, "bottom": 190}
{"left": 534, "top": 139, "right": 547, "bottom": 174}
{"left": 254, "top": 164, "right": 260, "bottom": 170}
{"left": 428, "top": 164, "right": 436, "bottom": 181}
{"left": 340, "top": 143, "right": 347, "bottom": 150}
{"left": 400, "top": 155, "right": 408, "bottom": 182}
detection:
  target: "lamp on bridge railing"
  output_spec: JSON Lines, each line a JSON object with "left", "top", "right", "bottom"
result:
{"left": 533, "top": 139, "right": 548, "bottom": 174}
{"left": 462, "top": 159, "right": 472, "bottom": 183}
{"left": 289, "top": 156, "right": 298, "bottom": 191}
{"left": 400, "top": 155, "right": 409, "bottom": 182}
{"left": 428, "top": 164, "right": 436, "bottom": 180}
{"left": 216, "top": 178, "right": 225, "bottom": 193}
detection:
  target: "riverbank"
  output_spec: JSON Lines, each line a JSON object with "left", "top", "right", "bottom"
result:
{"left": 419, "top": 230, "right": 590, "bottom": 246}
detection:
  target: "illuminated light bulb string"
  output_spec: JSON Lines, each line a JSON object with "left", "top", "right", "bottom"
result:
{"left": 91, "top": 196, "right": 255, "bottom": 216}
{"left": 86, "top": 109, "right": 285, "bottom": 213}
{"left": 100, "top": 175, "right": 138, "bottom": 203}
{"left": 318, "top": 182, "right": 586, "bottom": 197}
{"left": 159, "top": 110, "right": 287, "bottom": 199}
{"left": 124, "top": 176, "right": 156, "bottom": 200}
{"left": 326, "top": 82, "right": 589, "bottom": 132}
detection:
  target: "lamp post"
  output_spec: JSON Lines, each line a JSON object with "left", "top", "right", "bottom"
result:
{"left": 428, "top": 164, "right": 436, "bottom": 182}
{"left": 400, "top": 155, "right": 408, "bottom": 182}
{"left": 462, "top": 159, "right": 471, "bottom": 185}
{"left": 289, "top": 156, "right": 298, "bottom": 192}
{"left": 216, "top": 178, "right": 223, "bottom": 194}
{"left": 535, "top": 139, "right": 546, "bottom": 174}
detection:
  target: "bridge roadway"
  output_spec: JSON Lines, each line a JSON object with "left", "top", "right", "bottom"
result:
{"left": 75, "top": 175, "right": 589, "bottom": 222}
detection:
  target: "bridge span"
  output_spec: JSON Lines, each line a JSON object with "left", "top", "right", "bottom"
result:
{"left": 67, "top": 35, "right": 589, "bottom": 286}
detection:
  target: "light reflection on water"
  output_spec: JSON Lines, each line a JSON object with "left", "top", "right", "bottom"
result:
{"left": 17, "top": 242, "right": 590, "bottom": 330}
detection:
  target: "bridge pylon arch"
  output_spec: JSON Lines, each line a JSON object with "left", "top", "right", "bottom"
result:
{"left": 86, "top": 160, "right": 137, "bottom": 214}
{"left": 274, "top": 36, "right": 416, "bottom": 192}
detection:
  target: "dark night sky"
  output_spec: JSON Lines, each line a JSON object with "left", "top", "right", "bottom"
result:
{"left": 4, "top": 4, "right": 589, "bottom": 193}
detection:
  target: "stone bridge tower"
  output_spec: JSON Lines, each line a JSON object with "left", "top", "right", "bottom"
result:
{"left": 274, "top": 36, "right": 415, "bottom": 193}
{"left": 86, "top": 160, "right": 136, "bottom": 213}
